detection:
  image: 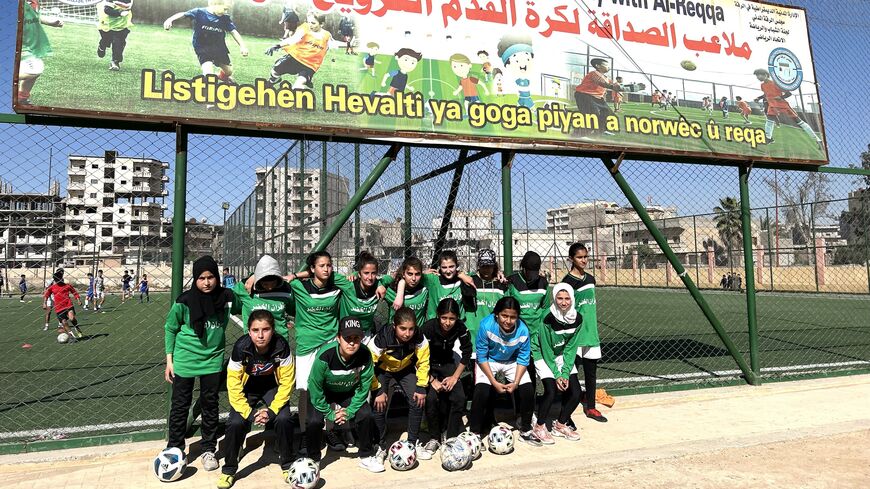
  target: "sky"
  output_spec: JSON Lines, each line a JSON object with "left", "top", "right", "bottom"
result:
{"left": 0, "top": 0, "right": 867, "bottom": 231}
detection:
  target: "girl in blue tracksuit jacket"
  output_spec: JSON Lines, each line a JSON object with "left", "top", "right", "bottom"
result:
{"left": 468, "top": 296, "right": 542, "bottom": 446}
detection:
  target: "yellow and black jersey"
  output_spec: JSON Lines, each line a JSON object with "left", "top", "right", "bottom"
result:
{"left": 226, "top": 335, "right": 295, "bottom": 420}
{"left": 366, "top": 326, "right": 430, "bottom": 393}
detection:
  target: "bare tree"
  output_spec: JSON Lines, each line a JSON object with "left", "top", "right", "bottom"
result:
{"left": 764, "top": 172, "right": 832, "bottom": 245}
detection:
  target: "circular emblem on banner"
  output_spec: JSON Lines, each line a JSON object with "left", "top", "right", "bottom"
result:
{"left": 767, "top": 48, "right": 803, "bottom": 91}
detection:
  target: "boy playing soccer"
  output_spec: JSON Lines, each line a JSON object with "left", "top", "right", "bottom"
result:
{"left": 164, "top": 0, "right": 249, "bottom": 84}
{"left": 18, "top": 0, "right": 63, "bottom": 106}
{"left": 94, "top": 269, "right": 106, "bottom": 312}
{"left": 573, "top": 58, "right": 621, "bottom": 136}
{"left": 381, "top": 48, "right": 422, "bottom": 95}
{"left": 753, "top": 69, "right": 822, "bottom": 147}
{"left": 736, "top": 96, "right": 752, "bottom": 124}
{"left": 97, "top": 1, "right": 133, "bottom": 71}
{"left": 265, "top": 11, "right": 334, "bottom": 90}
{"left": 477, "top": 50, "right": 492, "bottom": 81}
{"left": 450, "top": 53, "right": 488, "bottom": 115}
{"left": 43, "top": 271, "right": 83, "bottom": 341}
{"left": 85, "top": 273, "right": 95, "bottom": 310}
{"left": 611, "top": 76, "right": 624, "bottom": 112}
{"left": 359, "top": 42, "right": 380, "bottom": 77}
{"left": 18, "top": 275, "right": 27, "bottom": 302}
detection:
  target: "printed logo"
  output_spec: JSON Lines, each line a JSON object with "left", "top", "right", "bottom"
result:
{"left": 767, "top": 48, "right": 803, "bottom": 91}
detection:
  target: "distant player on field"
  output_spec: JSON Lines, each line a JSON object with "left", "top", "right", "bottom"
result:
{"left": 280, "top": 2, "right": 300, "bottom": 39}
{"left": 718, "top": 97, "right": 729, "bottom": 119}
{"left": 753, "top": 69, "right": 822, "bottom": 148}
{"left": 95, "top": 269, "right": 106, "bottom": 312}
{"left": 139, "top": 274, "right": 150, "bottom": 303}
{"left": 736, "top": 96, "right": 752, "bottom": 124}
{"left": 18, "top": 0, "right": 63, "bottom": 106}
{"left": 163, "top": 0, "right": 249, "bottom": 84}
{"left": 611, "top": 76, "right": 624, "bottom": 113}
{"left": 85, "top": 272, "right": 95, "bottom": 310}
{"left": 96, "top": 1, "right": 133, "bottom": 71}
{"left": 43, "top": 271, "right": 83, "bottom": 341}
{"left": 121, "top": 270, "right": 132, "bottom": 303}
{"left": 18, "top": 274, "right": 27, "bottom": 303}
{"left": 222, "top": 267, "right": 236, "bottom": 288}
{"left": 265, "top": 11, "right": 334, "bottom": 90}
{"left": 338, "top": 14, "right": 355, "bottom": 55}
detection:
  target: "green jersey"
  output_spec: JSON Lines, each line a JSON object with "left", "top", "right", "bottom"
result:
{"left": 290, "top": 278, "right": 341, "bottom": 355}
{"left": 233, "top": 279, "right": 295, "bottom": 340}
{"left": 466, "top": 274, "right": 508, "bottom": 346}
{"left": 334, "top": 274, "right": 380, "bottom": 333}
{"left": 422, "top": 273, "right": 475, "bottom": 321}
{"left": 22, "top": 3, "right": 51, "bottom": 59}
{"left": 532, "top": 312, "right": 584, "bottom": 379}
{"left": 164, "top": 301, "right": 234, "bottom": 377}
{"left": 381, "top": 275, "right": 429, "bottom": 326}
{"left": 308, "top": 341, "right": 375, "bottom": 422}
{"left": 561, "top": 273, "right": 600, "bottom": 347}
{"left": 506, "top": 273, "right": 550, "bottom": 337}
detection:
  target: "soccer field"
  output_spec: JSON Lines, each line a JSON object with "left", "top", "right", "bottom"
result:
{"left": 2, "top": 286, "right": 867, "bottom": 445}
{"left": 32, "top": 23, "right": 825, "bottom": 162}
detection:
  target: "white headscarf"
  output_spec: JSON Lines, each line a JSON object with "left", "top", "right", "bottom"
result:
{"left": 549, "top": 283, "right": 577, "bottom": 324}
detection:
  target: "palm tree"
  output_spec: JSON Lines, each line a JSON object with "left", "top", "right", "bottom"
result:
{"left": 713, "top": 197, "right": 742, "bottom": 265}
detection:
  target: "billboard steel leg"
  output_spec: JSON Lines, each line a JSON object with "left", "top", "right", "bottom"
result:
{"left": 740, "top": 165, "right": 760, "bottom": 376}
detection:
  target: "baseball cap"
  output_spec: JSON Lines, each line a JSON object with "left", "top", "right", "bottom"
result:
{"left": 477, "top": 249, "right": 497, "bottom": 267}
{"left": 520, "top": 251, "right": 541, "bottom": 272}
{"left": 338, "top": 316, "right": 364, "bottom": 338}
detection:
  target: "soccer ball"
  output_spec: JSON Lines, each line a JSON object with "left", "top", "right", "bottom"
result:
{"left": 287, "top": 457, "right": 319, "bottom": 489}
{"left": 388, "top": 440, "right": 417, "bottom": 471}
{"left": 457, "top": 430, "right": 482, "bottom": 460}
{"left": 440, "top": 437, "right": 471, "bottom": 471}
{"left": 680, "top": 60, "right": 697, "bottom": 71}
{"left": 487, "top": 425, "right": 515, "bottom": 455}
{"left": 153, "top": 447, "right": 186, "bottom": 482}
{"left": 57, "top": 332, "right": 70, "bottom": 344}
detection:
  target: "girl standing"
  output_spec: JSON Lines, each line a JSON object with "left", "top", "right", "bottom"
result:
{"left": 562, "top": 243, "right": 607, "bottom": 423}
{"left": 164, "top": 256, "right": 236, "bottom": 471}
{"left": 382, "top": 256, "right": 430, "bottom": 326}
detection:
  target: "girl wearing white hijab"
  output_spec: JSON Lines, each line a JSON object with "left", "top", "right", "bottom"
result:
{"left": 529, "top": 283, "right": 583, "bottom": 442}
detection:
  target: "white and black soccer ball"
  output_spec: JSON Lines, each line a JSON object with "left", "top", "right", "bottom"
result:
{"left": 440, "top": 437, "right": 471, "bottom": 471}
{"left": 153, "top": 447, "right": 186, "bottom": 482}
{"left": 57, "top": 332, "right": 70, "bottom": 344}
{"left": 487, "top": 425, "right": 515, "bottom": 455}
{"left": 287, "top": 457, "right": 319, "bottom": 489}
{"left": 388, "top": 440, "right": 417, "bottom": 471}
{"left": 457, "top": 430, "right": 482, "bottom": 460}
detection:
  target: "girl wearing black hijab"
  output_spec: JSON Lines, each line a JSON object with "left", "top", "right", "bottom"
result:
{"left": 164, "top": 256, "right": 237, "bottom": 472}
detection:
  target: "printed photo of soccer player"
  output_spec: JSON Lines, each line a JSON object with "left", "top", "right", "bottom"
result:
{"left": 753, "top": 69, "right": 822, "bottom": 148}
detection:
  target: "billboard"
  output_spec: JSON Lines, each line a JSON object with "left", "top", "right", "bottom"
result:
{"left": 14, "top": 0, "right": 827, "bottom": 164}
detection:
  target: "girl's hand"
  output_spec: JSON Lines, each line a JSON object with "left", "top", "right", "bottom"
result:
{"left": 164, "top": 358, "right": 174, "bottom": 384}
{"left": 556, "top": 377, "right": 569, "bottom": 391}
{"left": 413, "top": 392, "right": 426, "bottom": 408}
{"left": 374, "top": 392, "right": 388, "bottom": 412}
{"left": 431, "top": 379, "right": 443, "bottom": 392}
{"left": 442, "top": 376, "right": 459, "bottom": 391}
{"left": 375, "top": 285, "right": 386, "bottom": 299}
{"left": 497, "top": 271, "right": 507, "bottom": 283}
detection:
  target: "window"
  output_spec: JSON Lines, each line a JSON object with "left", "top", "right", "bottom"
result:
{"left": 121, "top": 166, "right": 127, "bottom": 170}
{"left": 89, "top": 193, "right": 97, "bottom": 198}
{"left": 101, "top": 242, "right": 112, "bottom": 251}
{"left": 91, "top": 164, "right": 99, "bottom": 169}
{"left": 120, "top": 180, "right": 127, "bottom": 185}
{"left": 90, "top": 179, "right": 98, "bottom": 184}
{"left": 118, "top": 223, "right": 125, "bottom": 229}
{"left": 119, "top": 208, "right": 125, "bottom": 213}
{"left": 101, "top": 228, "right": 112, "bottom": 237}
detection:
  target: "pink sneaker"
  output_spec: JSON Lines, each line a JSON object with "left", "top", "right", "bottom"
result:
{"left": 532, "top": 423, "right": 555, "bottom": 445}
{"left": 552, "top": 421, "right": 581, "bottom": 441}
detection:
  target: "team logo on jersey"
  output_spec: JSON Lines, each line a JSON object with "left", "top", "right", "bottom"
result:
{"left": 767, "top": 48, "right": 803, "bottom": 91}
{"left": 251, "top": 361, "right": 275, "bottom": 376}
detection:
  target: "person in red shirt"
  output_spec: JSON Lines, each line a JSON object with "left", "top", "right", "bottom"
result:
{"left": 753, "top": 69, "right": 822, "bottom": 148}
{"left": 43, "top": 270, "right": 83, "bottom": 341}
{"left": 736, "top": 96, "right": 752, "bottom": 124}
{"left": 573, "top": 58, "right": 622, "bottom": 137}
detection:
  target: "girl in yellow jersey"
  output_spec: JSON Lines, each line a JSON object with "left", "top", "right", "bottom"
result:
{"left": 265, "top": 11, "right": 334, "bottom": 89}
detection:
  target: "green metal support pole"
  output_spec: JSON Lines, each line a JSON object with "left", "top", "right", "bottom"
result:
{"left": 810, "top": 202, "right": 819, "bottom": 293}
{"left": 502, "top": 152, "right": 514, "bottom": 276}
{"left": 321, "top": 142, "right": 328, "bottom": 238}
{"left": 354, "top": 144, "right": 361, "bottom": 259}
{"left": 403, "top": 147, "right": 412, "bottom": 258}
{"left": 432, "top": 150, "right": 468, "bottom": 268}
{"left": 739, "top": 165, "right": 760, "bottom": 376}
{"left": 864, "top": 198, "right": 870, "bottom": 294}
{"left": 602, "top": 157, "right": 759, "bottom": 385}
{"left": 766, "top": 208, "right": 774, "bottom": 291}
{"left": 170, "top": 124, "right": 188, "bottom": 439}
{"left": 301, "top": 144, "right": 402, "bottom": 270}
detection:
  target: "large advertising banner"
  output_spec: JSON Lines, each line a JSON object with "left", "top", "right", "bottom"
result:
{"left": 15, "top": 0, "right": 827, "bottom": 164}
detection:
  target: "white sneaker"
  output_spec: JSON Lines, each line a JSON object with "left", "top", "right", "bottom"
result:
{"left": 358, "top": 455, "right": 385, "bottom": 473}
{"left": 43, "top": 324, "right": 49, "bottom": 331}
{"left": 416, "top": 439, "right": 439, "bottom": 460}
{"left": 200, "top": 451, "right": 219, "bottom": 471}
{"left": 375, "top": 446, "right": 387, "bottom": 463}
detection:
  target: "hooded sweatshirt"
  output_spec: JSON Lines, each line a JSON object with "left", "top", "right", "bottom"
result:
{"left": 532, "top": 283, "right": 584, "bottom": 379}
{"left": 233, "top": 255, "right": 295, "bottom": 340}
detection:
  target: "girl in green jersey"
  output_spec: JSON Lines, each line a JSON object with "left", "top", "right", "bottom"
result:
{"left": 164, "top": 256, "right": 235, "bottom": 471}
{"left": 422, "top": 250, "right": 476, "bottom": 321}
{"left": 383, "top": 256, "right": 429, "bottom": 326}
{"left": 19, "top": 1, "right": 63, "bottom": 105}
{"left": 333, "top": 251, "right": 382, "bottom": 336}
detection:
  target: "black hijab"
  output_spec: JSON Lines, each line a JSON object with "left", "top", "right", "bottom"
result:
{"left": 177, "top": 256, "right": 233, "bottom": 338}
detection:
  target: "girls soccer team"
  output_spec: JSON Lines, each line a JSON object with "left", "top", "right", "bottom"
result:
{"left": 164, "top": 245, "right": 608, "bottom": 487}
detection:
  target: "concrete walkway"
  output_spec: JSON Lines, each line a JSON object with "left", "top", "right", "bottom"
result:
{"left": 1, "top": 375, "right": 868, "bottom": 489}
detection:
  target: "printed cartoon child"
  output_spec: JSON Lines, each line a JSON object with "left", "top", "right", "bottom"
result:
{"left": 753, "top": 69, "right": 821, "bottom": 148}
{"left": 450, "top": 53, "right": 488, "bottom": 115}
{"left": 359, "top": 42, "right": 380, "bottom": 77}
{"left": 477, "top": 50, "right": 492, "bottom": 81}
{"left": 492, "top": 68, "right": 504, "bottom": 97}
{"left": 381, "top": 48, "right": 423, "bottom": 95}
{"left": 497, "top": 33, "right": 535, "bottom": 110}
{"left": 736, "top": 96, "right": 752, "bottom": 124}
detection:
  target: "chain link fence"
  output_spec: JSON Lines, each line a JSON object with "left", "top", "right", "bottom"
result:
{"left": 0, "top": 0, "right": 868, "bottom": 451}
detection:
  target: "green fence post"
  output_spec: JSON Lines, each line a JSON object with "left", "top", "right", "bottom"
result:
{"left": 302, "top": 144, "right": 402, "bottom": 269}
{"left": 404, "top": 147, "right": 412, "bottom": 258}
{"left": 766, "top": 207, "right": 774, "bottom": 291}
{"left": 502, "top": 152, "right": 514, "bottom": 276}
{"left": 810, "top": 202, "right": 819, "bottom": 292}
{"left": 354, "top": 144, "right": 361, "bottom": 259}
{"left": 602, "top": 157, "right": 759, "bottom": 385}
{"left": 739, "top": 165, "right": 760, "bottom": 376}
{"left": 169, "top": 124, "right": 188, "bottom": 439}
{"left": 864, "top": 198, "right": 870, "bottom": 294}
